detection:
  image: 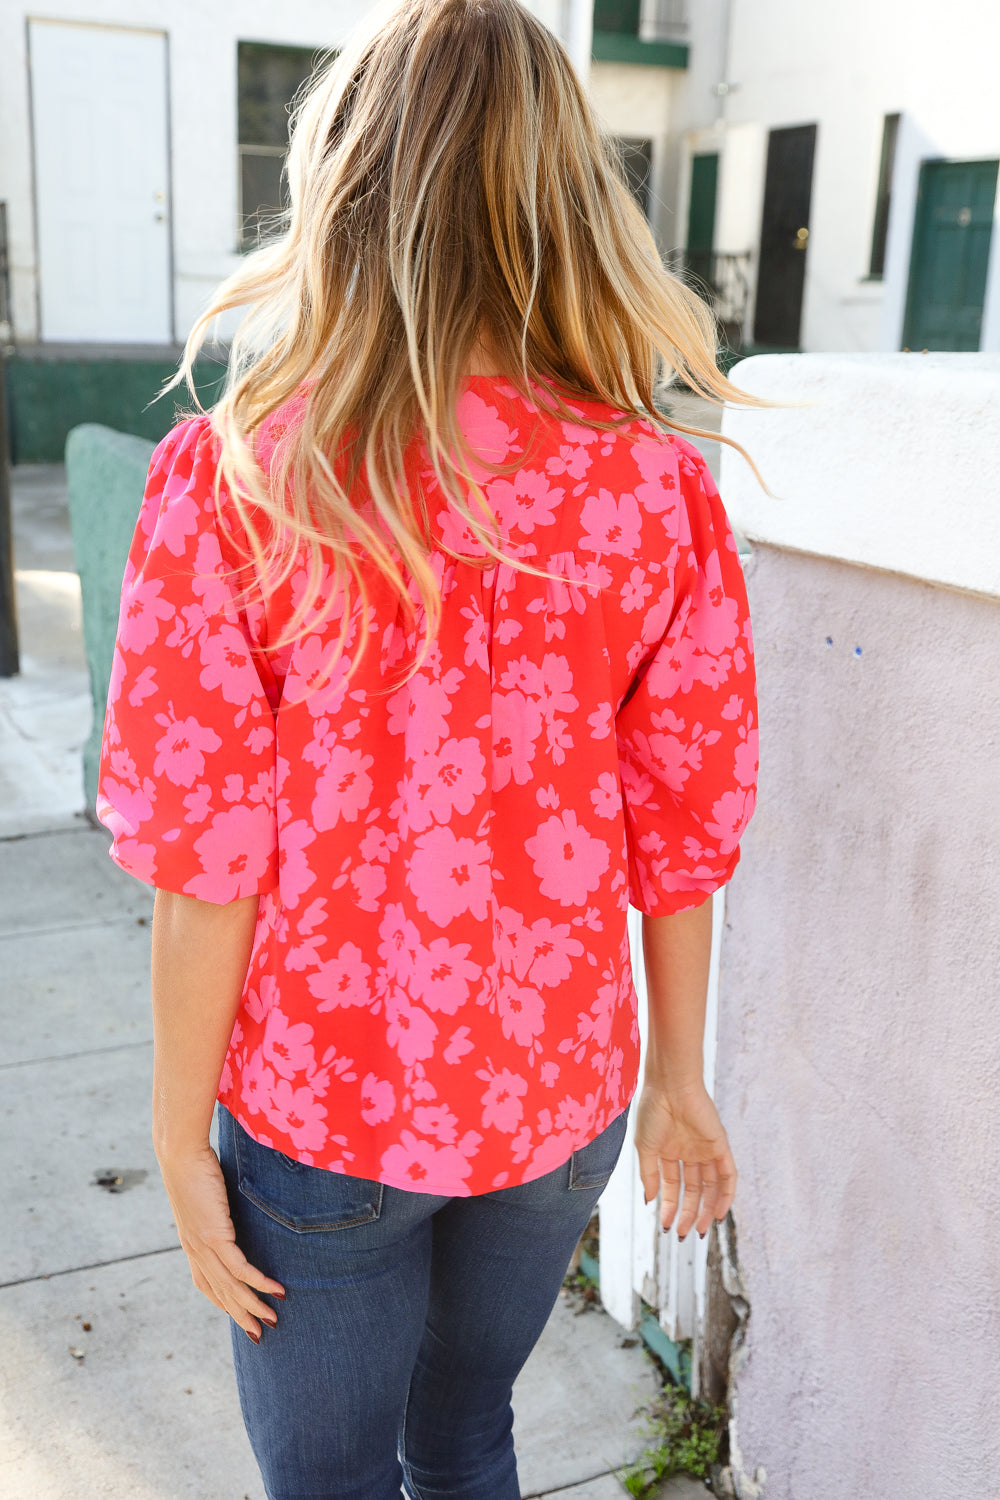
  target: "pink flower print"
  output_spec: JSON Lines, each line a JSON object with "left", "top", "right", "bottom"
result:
{"left": 378, "top": 902, "right": 422, "bottom": 983}
{"left": 733, "top": 725, "right": 759, "bottom": 788}
{"left": 456, "top": 389, "right": 516, "bottom": 474}
{"left": 492, "top": 690, "right": 543, "bottom": 792}
{"left": 152, "top": 713, "right": 222, "bottom": 789}
{"left": 186, "top": 802, "right": 275, "bottom": 901}
{"left": 590, "top": 772, "right": 620, "bottom": 820}
{"left": 409, "top": 827, "right": 491, "bottom": 928}
{"left": 588, "top": 702, "right": 613, "bottom": 740}
{"left": 283, "top": 635, "right": 351, "bottom": 713}
{"left": 632, "top": 436, "right": 680, "bottom": 515}
{"left": 442, "top": 1025, "right": 475, "bottom": 1065}
{"left": 703, "top": 787, "right": 755, "bottom": 856}
{"left": 307, "top": 942, "right": 372, "bottom": 1011}
{"left": 554, "top": 1092, "right": 598, "bottom": 1134}
{"left": 262, "top": 1075, "right": 328, "bottom": 1153}
{"left": 183, "top": 782, "right": 213, "bottom": 824}
{"left": 461, "top": 603, "right": 489, "bottom": 671}
{"left": 386, "top": 671, "right": 461, "bottom": 756}
{"left": 118, "top": 577, "right": 174, "bottom": 653}
{"left": 487, "top": 469, "right": 561, "bottom": 535}
{"left": 519, "top": 916, "right": 584, "bottom": 987}
{"left": 352, "top": 861, "right": 388, "bottom": 912}
{"left": 409, "top": 936, "right": 480, "bottom": 1015}
{"left": 155, "top": 486, "right": 201, "bottom": 557}
{"left": 277, "top": 818, "right": 317, "bottom": 909}
{"left": 498, "top": 656, "right": 542, "bottom": 697}
{"left": 545, "top": 439, "right": 593, "bottom": 481}
{"left": 311, "top": 745, "right": 374, "bottom": 831}
{"left": 198, "top": 625, "right": 266, "bottom": 707}
{"left": 525, "top": 811, "right": 611, "bottom": 906}
{"left": 632, "top": 729, "right": 700, "bottom": 794}
{"left": 498, "top": 977, "right": 545, "bottom": 1048}
{"left": 479, "top": 1067, "right": 528, "bottom": 1133}
{"left": 127, "top": 665, "right": 158, "bottom": 708}
{"left": 380, "top": 1130, "right": 476, "bottom": 1189}
{"left": 262, "top": 1009, "right": 316, "bottom": 1080}
{"left": 528, "top": 1129, "right": 577, "bottom": 1175}
{"left": 621, "top": 565, "right": 653, "bottom": 614}
{"left": 696, "top": 550, "right": 741, "bottom": 655}
{"left": 411, "top": 1102, "right": 460, "bottom": 1143}
{"left": 359, "top": 1073, "right": 396, "bottom": 1126}
{"left": 539, "top": 1060, "right": 560, "bottom": 1087}
{"left": 536, "top": 653, "right": 578, "bottom": 721}
{"left": 580, "top": 490, "right": 642, "bottom": 558}
{"left": 385, "top": 994, "right": 438, "bottom": 1065}
{"left": 402, "top": 737, "right": 487, "bottom": 833}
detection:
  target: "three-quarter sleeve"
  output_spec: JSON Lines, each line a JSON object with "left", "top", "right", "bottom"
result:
{"left": 96, "top": 415, "right": 279, "bottom": 903}
{"left": 616, "top": 446, "right": 758, "bottom": 915}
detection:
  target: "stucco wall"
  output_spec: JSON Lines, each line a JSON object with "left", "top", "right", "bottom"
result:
{"left": 712, "top": 354, "right": 1000, "bottom": 1496}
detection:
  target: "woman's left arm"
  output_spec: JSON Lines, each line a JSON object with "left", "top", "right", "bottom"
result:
{"left": 151, "top": 889, "right": 285, "bottom": 1341}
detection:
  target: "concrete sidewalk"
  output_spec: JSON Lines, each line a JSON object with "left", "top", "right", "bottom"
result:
{"left": 0, "top": 463, "right": 711, "bottom": 1498}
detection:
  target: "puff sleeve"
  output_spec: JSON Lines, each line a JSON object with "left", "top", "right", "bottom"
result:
{"left": 616, "top": 446, "right": 758, "bottom": 915}
{"left": 96, "top": 415, "right": 279, "bottom": 903}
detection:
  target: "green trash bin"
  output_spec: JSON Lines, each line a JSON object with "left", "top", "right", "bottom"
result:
{"left": 65, "top": 424, "right": 156, "bottom": 814}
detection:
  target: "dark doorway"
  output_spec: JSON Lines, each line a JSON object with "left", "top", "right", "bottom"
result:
{"left": 753, "top": 124, "right": 817, "bottom": 348}
{"left": 902, "top": 158, "right": 998, "bottom": 350}
{"left": 685, "top": 152, "right": 719, "bottom": 287}
{"left": 619, "top": 138, "right": 653, "bottom": 220}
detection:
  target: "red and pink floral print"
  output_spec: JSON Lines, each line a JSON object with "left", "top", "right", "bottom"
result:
{"left": 97, "top": 375, "right": 758, "bottom": 1195}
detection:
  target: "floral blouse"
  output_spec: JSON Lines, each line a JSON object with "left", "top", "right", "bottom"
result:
{"left": 97, "top": 375, "right": 757, "bottom": 1196}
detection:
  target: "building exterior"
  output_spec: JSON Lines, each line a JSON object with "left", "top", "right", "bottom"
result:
{"left": 664, "top": 0, "right": 1000, "bottom": 354}
{"left": 0, "top": 0, "right": 696, "bottom": 457}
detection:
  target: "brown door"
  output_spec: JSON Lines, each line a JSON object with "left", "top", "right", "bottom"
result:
{"left": 753, "top": 124, "right": 817, "bottom": 349}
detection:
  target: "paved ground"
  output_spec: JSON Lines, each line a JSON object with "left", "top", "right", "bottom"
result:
{"left": 0, "top": 461, "right": 716, "bottom": 1498}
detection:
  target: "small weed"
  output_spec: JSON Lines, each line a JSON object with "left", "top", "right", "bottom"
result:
{"left": 617, "top": 1381, "right": 725, "bottom": 1496}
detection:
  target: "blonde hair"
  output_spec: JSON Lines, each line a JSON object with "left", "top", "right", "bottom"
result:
{"left": 174, "top": 0, "right": 761, "bottom": 676}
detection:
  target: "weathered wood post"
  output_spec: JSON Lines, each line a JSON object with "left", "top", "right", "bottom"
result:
{"left": 0, "top": 346, "right": 19, "bottom": 678}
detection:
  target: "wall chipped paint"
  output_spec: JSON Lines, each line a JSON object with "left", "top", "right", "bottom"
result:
{"left": 712, "top": 355, "right": 1000, "bottom": 1496}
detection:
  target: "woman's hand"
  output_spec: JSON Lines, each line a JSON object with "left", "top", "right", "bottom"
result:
{"left": 633, "top": 1077, "right": 737, "bottom": 1239}
{"left": 157, "top": 1141, "right": 285, "bottom": 1342}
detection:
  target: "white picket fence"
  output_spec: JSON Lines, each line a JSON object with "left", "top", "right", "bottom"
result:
{"left": 595, "top": 891, "right": 725, "bottom": 1382}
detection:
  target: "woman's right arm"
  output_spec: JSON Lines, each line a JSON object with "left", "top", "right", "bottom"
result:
{"left": 633, "top": 900, "right": 737, "bottom": 1239}
{"left": 152, "top": 889, "right": 285, "bottom": 1341}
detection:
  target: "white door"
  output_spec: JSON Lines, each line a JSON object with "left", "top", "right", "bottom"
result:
{"left": 29, "top": 20, "right": 171, "bottom": 343}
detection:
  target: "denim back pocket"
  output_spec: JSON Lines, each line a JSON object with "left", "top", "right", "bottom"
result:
{"left": 232, "top": 1117, "right": 383, "bottom": 1233}
{"left": 568, "top": 1107, "right": 630, "bottom": 1190}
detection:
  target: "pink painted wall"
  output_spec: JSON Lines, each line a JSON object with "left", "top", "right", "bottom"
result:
{"left": 716, "top": 542, "right": 1000, "bottom": 1497}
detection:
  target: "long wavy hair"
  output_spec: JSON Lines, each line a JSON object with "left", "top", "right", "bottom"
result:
{"left": 174, "top": 0, "right": 761, "bottom": 676}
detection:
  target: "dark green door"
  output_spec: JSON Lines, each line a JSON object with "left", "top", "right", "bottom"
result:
{"left": 685, "top": 153, "right": 719, "bottom": 286}
{"left": 903, "top": 158, "right": 998, "bottom": 350}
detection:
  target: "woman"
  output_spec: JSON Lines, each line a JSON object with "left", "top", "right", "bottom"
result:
{"left": 97, "top": 0, "right": 759, "bottom": 1494}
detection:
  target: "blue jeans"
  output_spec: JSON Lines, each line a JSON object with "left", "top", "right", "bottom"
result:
{"left": 217, "top": 1103, "right": 631, "bottom": 1500}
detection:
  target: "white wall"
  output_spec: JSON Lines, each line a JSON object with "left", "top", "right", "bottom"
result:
{"left": 0, "top": 0, "right": 594, "bottom": 346}
{"left": 1, "top": 0, "right": 375, "bottom": 344}
{"left": 588, "top": 62, "right": 679, "bottom": 251}
{"left": 711, "top": 353, "right": 1000, "bottom": 1497}
{"left": 669, "top": 0, "right": 1000, "bottom": 352}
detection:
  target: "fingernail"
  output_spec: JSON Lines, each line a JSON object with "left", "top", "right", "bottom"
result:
{"left": 262, "top": 1314, "right": 278, "bottom": 1328}
{"left": 247, "top": 1330, "right": 260, "bottom": 1345}
{"left": 273, "top": 1290, "right": 286, "bottom": 1301}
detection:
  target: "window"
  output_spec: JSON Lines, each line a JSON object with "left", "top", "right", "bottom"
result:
{"left": 593, "top": 0, "right": 641, "bottom": 36}
{"left": 868, "top": 113, "right": 900, "bottom": 279}
{"left": 238, "top": 41, "right": 321, "bottom": 249}
{"left": 618, "top": 138, "right": 653, "bottom": 219}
